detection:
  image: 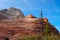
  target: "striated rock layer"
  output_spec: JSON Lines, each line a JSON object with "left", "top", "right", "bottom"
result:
{"left": 0, "top": 16, "right": 59, "bottom": 40}
{"left": 0, "top": 8, "right": 59, "bottom": 40}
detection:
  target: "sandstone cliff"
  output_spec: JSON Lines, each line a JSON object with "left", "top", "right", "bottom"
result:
{"left": 0, "top": 14, "right": 59, "bottom": 40}
{"left": 0, "top": 8, "right": 59, "bottom": 40}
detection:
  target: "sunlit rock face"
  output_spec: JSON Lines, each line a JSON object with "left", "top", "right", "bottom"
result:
{"left": 0, "top": 8, "right": 59, "bottom": 40}
{"left": 0, "top": 7, "right": 24, "bottom": 19}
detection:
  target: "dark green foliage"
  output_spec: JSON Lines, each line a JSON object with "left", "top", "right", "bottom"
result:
{"left": 45, "top": 22, "right": 51, "bottom": 35}
{"left": 45, "top": 22, "right": 51, "bottom": 40}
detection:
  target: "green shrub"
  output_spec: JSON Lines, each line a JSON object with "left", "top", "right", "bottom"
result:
{"left": 16, "top": 34, "right": 60, "bottom": 40}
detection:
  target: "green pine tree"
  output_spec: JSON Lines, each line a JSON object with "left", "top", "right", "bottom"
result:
{"left": 45, "top": 22, "right": 51, "bottom": 40}
{"left": 46, "top": 22, "right": 51, "bottom": 35}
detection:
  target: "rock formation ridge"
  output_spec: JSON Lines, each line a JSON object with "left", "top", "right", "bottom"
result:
{"left": 0, "top": 7, "right": 59, "bottom": 40}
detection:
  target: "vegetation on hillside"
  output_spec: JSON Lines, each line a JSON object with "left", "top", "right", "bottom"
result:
{"left": 15, "top": 34, "right": 60, "bottom": 40}
{"left": 15, "top": 22, "right": 60, "bottom": 40}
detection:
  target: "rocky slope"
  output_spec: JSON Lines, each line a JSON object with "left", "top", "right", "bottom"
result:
{"left": 0, "top": 7, "right": 24, "bottom": 19}
{"left": 0, "top": 8, "right": 59, "bottom": 40}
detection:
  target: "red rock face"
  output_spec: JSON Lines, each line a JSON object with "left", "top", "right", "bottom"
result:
{"left": 0, "top": 8, "right": 59, "bottom": 40}
{"left": 0, "top": 18, "right": 59, "bottom": 40}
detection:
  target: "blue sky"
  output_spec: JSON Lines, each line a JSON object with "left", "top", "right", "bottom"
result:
{"left": 0, "top": 0, "right": 60, "bottom": 31}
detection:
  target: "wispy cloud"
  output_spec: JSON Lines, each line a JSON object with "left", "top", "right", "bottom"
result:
{"left": 21, "top": 0, "right": 33, "bottom": 10}
{"left": 39, "top": 0, "right": 47, "bottom": 4}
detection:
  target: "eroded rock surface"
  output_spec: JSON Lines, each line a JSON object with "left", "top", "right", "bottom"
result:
{"left": 0, "top": 7, "right": 24, "bottom": 19}
{"left": 0, "top": 8, "right": 59, "bottom": 40}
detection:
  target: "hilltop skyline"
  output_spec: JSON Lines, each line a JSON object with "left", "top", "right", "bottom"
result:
{"left": 0, "top": 0, "right": 60, "bottom": 31}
